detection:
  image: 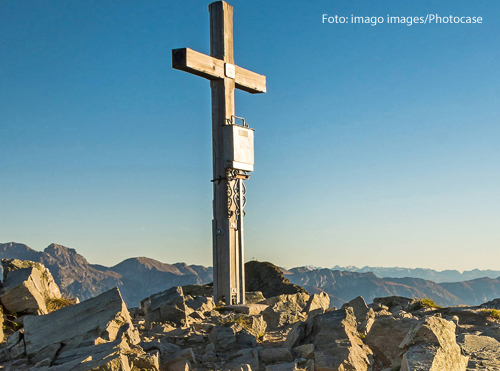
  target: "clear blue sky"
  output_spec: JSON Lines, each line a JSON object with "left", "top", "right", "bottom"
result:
{"left": 1, "top": 0, "right": 498, "bottom": 271}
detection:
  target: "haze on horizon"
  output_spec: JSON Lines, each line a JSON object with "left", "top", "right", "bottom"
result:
{"left": 1, "top": 0, "right": 499, "bottom": 272}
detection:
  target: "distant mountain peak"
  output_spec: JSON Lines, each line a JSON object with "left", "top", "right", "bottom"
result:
{"left": 45, "top": 243, "right": 77, "bottom": 254}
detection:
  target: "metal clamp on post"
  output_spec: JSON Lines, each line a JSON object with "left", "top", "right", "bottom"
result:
{"left": 227, "top": 115, "right": 249, "bottom": 127}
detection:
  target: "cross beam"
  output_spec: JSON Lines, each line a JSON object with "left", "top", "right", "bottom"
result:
{"left": 172, "top": 1, "right": 266, "bottom": 305}
{"left": 172, "top": 48, "right": 266, "bottom": 94}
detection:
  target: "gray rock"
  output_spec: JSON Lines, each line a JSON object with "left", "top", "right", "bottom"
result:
{"left": 185, "top": 296, "right": 215, "bottom": 313}
{"left": 293, "top": 343, "right": 314, "bottom": 359}
{"left": 373, "top": 296, "right": 419, "bottom": 312}
{"left": 226, "top": 304, "right": 269, "bottom": 315}
{"left": 238, "top": 329, "right": 258, "bottom": 348}
{"left": 245, "top": 261, "right": 308, "bottom": 299}
{"left": 202, "top": 349, "right": 217, "bottom": 363}
{"left": 342, "top": 296, "right": 370, "bottom": 322}
{"left": 457, "top": 334, "right": 500, "bottom": 370}
{"left": 50, "top": 339, "right": 132, "bottom": 370}
{"left": 131, "top": 349, "right": 160, "bottom": 371}
{"left": 246, "top": 291, "right": 266, "bottom": 304}
{"left": 262, "top": 293, "right": 309, "bottom": 329}
{"left": 400, "top": 316, "right": 468, "bottom": 371}
{"left": 6, "top": 330, "right": 23, "bottom": 350}
{"left": 359, "top": 316, "right": 375, "bottom": 336}
{"left": 480, "top": 298, "right": 500, "bottom": 309}
{"left": 283, "top": 321, "right": 305, "bottom": 349}
{"left": 23, "top": 287, "right": 139, "bottom": 359}
{"left": 225, "top": 348, "right": 260, "bottom": 370}
{"left": 303, "top": 308, "right": 372, "bottom": 371}
{"left": 244, "top": 315, "right": 267, "bottom": 338}
{"left": 209, "top": 325, "right": 237, "bottom": 351}
{"left": 12, "top": 357, "right": 29, "bottom": 368}
{"left": 265, "top": 362, "right": 297, "bottom": 371}
{"left": 260, "top": 348, "right": 293, "bottom": 364}
{"left": 140, "top": 338, "right": 181, "bottom": 356}
{"left": 11, "top": 340, "right": 26, "bottom": 360}
{"left": 303, "top": 292, "right": 330, "bottom": 315}
{"left": 0, "top": 259, "right": 62, "bottom": 315}
{"left": 163, "top": 348, "right": 195, "bottom": 370}
{"left": 31, "top": 357, "right": 51, "bottom": 369}
{"left": 141, "top": 286, "right": 188, "bottom": 327}
{"left": 365, "top": 315, "right": 417, "bottom": 369}
{"left": 29, "top": 343, "right": 61, "bottom": 365}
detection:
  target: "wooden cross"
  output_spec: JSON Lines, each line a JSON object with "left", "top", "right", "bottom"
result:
{"left": 172, "top": 1, "right": 266, "bottom": 305}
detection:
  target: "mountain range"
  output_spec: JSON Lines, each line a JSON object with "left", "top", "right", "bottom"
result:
{"left": 1, "top": 242, "right": 500, "bottom": 308}
{"left": 0, "top": 242, "right": 212, "bottom": 307}
{"left": 282, "top": 267, "right": 500, "bottom": 308}
{"left": 330, "top": 265, "right": 500, "bottom": 283}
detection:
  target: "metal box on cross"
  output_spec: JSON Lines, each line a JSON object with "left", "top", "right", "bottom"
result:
{"left": 222, "top": 123, "right": 254, "bottom": 172}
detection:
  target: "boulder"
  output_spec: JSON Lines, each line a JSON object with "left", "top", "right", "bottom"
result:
{"left": 262, "top": 307, "right": 305, "bottom": 329}
{"left": 262, "top": 293, "right": 311, "bottom": 311}
{"left": 181, "top": 284, "right": 213, "bottom": 298}
{"left": 342, "top": 296, "right": 370, "bottom": 322}
{"left": 373, "top": 296, "right": 420, "bottom": 312}
{"left": 457, "top": 334, "right": 500, "bottom": 370}
{"left": 262, "top": 293, "right": 310, "bottom": 328}
{"left": 293, "top": 343, "right": 314, "bottom": 359}
{"left": 0, "top": 259, "right": 62, "bottom": 315}
{"left": 303, "top": 292, "right": 330, "bottom": 315}
{"left": 358, "top": 315, "right": 375, "bottom": 336}
{"left": 245, "top": 261, "right": 308, "bottom": 299}
{"left": 242, "top": 315, "right": 267, "bottom": 338}
{"left": 6, "top": 330, "right": 23, "bottom": 350}
{"left": 286, "top": 308, "right": 373, "bottom": 371}
{"left": 50, "top": 338, "right": 132, "bottom": 370}
{"left": 246, "top": 291, "right": 266, "bottom": 304}
{"left": 139, "top": 338, "right": 181, "bottom": 363}
{"left": 209, "top": 325, "right": 237, "bottom": 351}
{"left": 140, "top": 286, "right": 188, "bottom": 327}
{"left": 185, "top": 296, "right": 215, "bottom": 313}
{"left": 23, "top": 287, "right": 139, "bottom": 361}
{"left": 224, "top": 348, "right": 260, "bottom": 370}
{"left": 364, "top": 315, "right": 417, "bottom": 369}
{"left": 260, "top": 348, "right": 293, "bottom": 364}
{"left": 163, "top": 348, "right": 195, "bottom": 371}
{"left": 131, "top": 349, "right": 160, "bottom": 371}
{"left": 399, "top": 316, "right": 468, "bottom": 371}
{"left": 283, "top": 321, "right": 306, "bottom": 349}
{"left": 238, "top": 329, "right": 258, "bottom": 348}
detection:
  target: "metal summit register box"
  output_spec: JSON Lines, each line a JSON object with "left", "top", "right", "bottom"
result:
{"left": 222, "top": 124, "right": 255, "bottom": 172}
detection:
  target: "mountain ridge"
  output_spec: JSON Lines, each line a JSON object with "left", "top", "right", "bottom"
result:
{"left": 2, "top": 242, "right": 500, "bottom": 308}
{"left": 0, "top": 242, "right": 212, "bottom": 307}
{"left": 330, "top": 264, "right": 500, "bottom": 283}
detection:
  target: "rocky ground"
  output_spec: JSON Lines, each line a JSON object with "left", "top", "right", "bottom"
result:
{"left": 0, "top": 259, "right": 500, "bottom": 370}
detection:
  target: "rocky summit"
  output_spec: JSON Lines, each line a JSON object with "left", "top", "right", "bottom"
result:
{"left": 1, "top": 258, "right": 500, "bottom": 370}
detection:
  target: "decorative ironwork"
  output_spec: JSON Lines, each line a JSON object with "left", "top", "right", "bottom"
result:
{"left": 234, "top": 173, "right": 247, "bottom": 218}
{"left": 225, "top": 169, "right": 239, "bottom": 218}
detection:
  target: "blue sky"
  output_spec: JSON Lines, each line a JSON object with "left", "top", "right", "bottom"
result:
{"left": 1, "top": 0, "right": 498, "bottom": 270}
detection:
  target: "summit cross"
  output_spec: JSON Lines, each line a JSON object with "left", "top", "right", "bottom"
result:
{"left": 172, "top": 1, "right": 266, "bottom": 305}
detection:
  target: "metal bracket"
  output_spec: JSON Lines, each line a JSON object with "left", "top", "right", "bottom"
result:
{"left": 225, "top": 115, "right": 249, "bottom": 128}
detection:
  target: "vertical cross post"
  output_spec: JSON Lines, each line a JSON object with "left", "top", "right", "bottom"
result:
{"left": 209, "top": 1, "right": 240, "bottom": 305}
{"left": 172, "top": 1, "right": 266, "bottom": 306}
